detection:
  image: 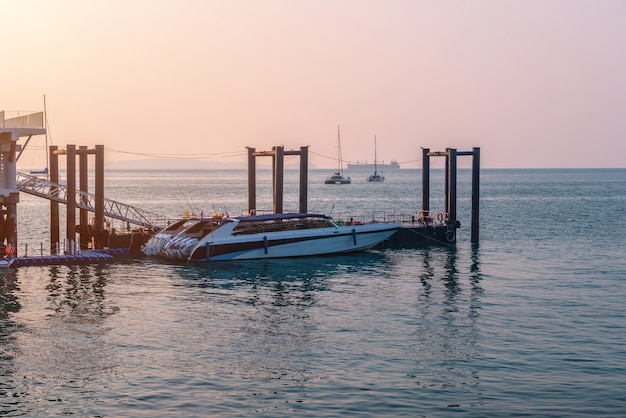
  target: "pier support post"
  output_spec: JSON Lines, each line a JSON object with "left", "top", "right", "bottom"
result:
{"left": 66, "top": 145, "right": 76, "bottom": 248}
{"left": 273, "top": 146, "right": 284, "bottom": 214}
{"left": 249, "top": 146, "right": 308, "bottom": 215}
{"left": 247, "top": 147, "right": 256, "bottom": 214}
{"left": 95, "top": 145, "right": 105, "bottom": 249}
{"left": 299, "top": 146, "right": 309, "bottom": 213}
{"left": 0, "top": 130, "right": 21, "bottom": 254}
{"left": 471, "top": 147, "right": 480, "bottom": 243}
{"left": 421, "top": 147, "right": 430, "bottom": 214}
{"left": 426, "top": 146, "right": 479, "bottom": 244}
{"left": 50, "top": 145, "right": 60, "bottom": 254}
{"left": 447, "top": 148, "right": 457, "bottom": 228}
{"left": 79, "top": 145, "right": 89, "bottom": 250}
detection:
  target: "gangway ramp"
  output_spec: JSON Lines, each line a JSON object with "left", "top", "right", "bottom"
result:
{"left": 17, "top": 172, "right": 168, "bottom": 229}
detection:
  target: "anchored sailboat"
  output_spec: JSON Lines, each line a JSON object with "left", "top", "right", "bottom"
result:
{"left": 366, "top": 135, "right": 385, "bottom": 182}
{"left": 325, "top": 125, "right": 351, "bottom": 185}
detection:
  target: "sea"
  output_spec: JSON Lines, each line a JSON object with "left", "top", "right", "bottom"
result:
{"left": 1, "top": 168, "right": 625, "bottom": 417}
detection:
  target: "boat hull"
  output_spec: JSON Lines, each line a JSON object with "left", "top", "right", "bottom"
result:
{"left": 324, "top": 173, "right": 351, "bottom": 184}
{"left": 324, "top": 179, "right": 351, "bottom": 184}
{"left": 189, "top": 223, "right": 399, "bottom": 261}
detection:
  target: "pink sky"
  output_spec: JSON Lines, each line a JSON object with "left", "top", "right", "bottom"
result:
{"left": 3, "top": 0, "right": 625, "bottom": 169}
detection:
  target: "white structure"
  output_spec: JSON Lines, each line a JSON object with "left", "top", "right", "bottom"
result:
{"left": 0, "top": 110, "right": 46, "bottom": 253}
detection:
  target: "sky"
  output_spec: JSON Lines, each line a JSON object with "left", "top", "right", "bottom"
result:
{"left": 2, "top": 0, "right": 625, "bottom": 169}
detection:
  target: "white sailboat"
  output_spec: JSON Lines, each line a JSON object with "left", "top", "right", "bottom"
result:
{"left": 325, "top": 125, "right": 351, "bottom": 185}
{"left": 366, "top": 135, "right": 385, "bottom": 182}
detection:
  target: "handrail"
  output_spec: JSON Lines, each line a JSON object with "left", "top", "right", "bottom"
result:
{"left": 16, "top": 172, "right": 169, "bottom": 229}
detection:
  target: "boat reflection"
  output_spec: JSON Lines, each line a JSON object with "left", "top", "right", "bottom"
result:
{"left": 165, "top": 251, "right": 394, "bottom": 382}
{"left": 169, "top": 251, "right": 392, "bottom": 292}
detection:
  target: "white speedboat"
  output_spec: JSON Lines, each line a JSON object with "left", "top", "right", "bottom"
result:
{"left": 141, "top": 218, "right": 202, "bottom": 256}
{"left": 156, "top": 213, "right": 400, "bottom": 262}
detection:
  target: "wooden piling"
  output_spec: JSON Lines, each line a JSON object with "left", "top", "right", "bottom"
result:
{"left": 79, "top": 145, "right": 89, "bottom": 249}
{"left": 471, "top": 147, "right": 480, "bottom": 243}
{"left": 447, "top": 147, "right": 457, "bottom": 229}
{"left": 66, "top": 145, "right": 76, "bottom": 246}
{"left": 421, "top": 147, "right": 430, "bottom": 213}
{"left": 50, "top": 145, "right": 59, "bottom": 253}
{"left": 248, "top": 146, "right": 309, "bottom": 215}
{"left": 247, "top": 147, "right": 256, "bottom": 213}
{"left": 273, "top": 146, "right": 284, "bottom": 214}
{"left": 426, "top": 146, "right": 480, "bottom": 244}
{"left": 95, "top": 145, "right": 105, "bottom": 248}
{"left": 299, "top": 146, "right": 309, "bottom": 213}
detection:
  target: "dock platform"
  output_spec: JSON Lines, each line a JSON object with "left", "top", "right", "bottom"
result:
{"left": 7, "top": 249, "right": 129, "bottom": 268}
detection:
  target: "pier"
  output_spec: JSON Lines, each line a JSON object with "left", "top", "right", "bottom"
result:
{"left": 3, "top": 108, "right": 480, "bottom": 267}
{"left": 2, "top": 109, "right": 164, "bottom": 266}
{"left": 9, "top": 248, "right": 129, "bottom": 268}
{"left": 249, "top": 144, "right": 480, "bottom": 246}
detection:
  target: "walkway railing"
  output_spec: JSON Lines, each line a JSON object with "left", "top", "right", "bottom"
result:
{"left": 16, "top": 172, "right": 168, "bottom": 229}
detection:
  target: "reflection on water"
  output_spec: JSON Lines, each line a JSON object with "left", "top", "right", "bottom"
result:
{"left": 171, "top": 253, "right": 393, "bottom": 383}
{"left": 0, "top": 269, "right": 21, "bottom": 415}
{"left": 407, "top": 244, "right": 484, "bottom": 402}
{"left": 1, "top": 265, "right": 120, "bottom": 416}
{"left": 46, "top": 265, "right": 118, "bottom": 318}
{"left": 2, "top": 248, "right": 487, "bottom": 416}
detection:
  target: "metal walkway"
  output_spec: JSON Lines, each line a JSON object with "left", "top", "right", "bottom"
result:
{"left": 16, "top": 172, "right": 168, "bottom": 229}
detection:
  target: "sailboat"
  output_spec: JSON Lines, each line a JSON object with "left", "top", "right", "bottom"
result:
{"left": 366, "top": 135, "right": 385, "bottom": 182}
{"left": 325, "top": 125, "right": 351, "bottom": 185}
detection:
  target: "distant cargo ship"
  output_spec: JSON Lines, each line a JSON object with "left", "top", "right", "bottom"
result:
{"left": 347, "top": 159, "right": 400, "bottom": 170}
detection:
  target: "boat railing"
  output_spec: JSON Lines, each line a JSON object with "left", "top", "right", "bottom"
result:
{"left": 16, "top": 171, "right": 169, "bottom": 230}
{"left": 0, "top": 110, "right": 45, "bottom": 129}
{"left": 235, "top": 208, "right": 449, "bottom": 226}
{"left": 330, "top": 209, "right": 449, "bottom": 227}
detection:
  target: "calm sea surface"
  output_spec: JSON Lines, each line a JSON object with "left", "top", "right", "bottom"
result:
{"left": 2, "top": 168, "right": 625, "bottom": 417}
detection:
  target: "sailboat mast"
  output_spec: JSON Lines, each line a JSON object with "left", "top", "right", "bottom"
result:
{"left": 374, "top": 135, "right": 377, "bottom": 174}
{"left": 337, "top": 124, "right": 342, "bottom": 174}
{"left": 43, "top": 95, "right": 49, "bottom": 171}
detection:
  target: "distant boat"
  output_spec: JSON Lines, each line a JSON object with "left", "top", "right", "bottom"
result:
{"left": 347, "top": 159, "right": 400, "bottom": 170}
{"left": 366, "top": 136, "right": 385, "bottom": 183}
{"left": 325, "top": 125, "right": 351, "bottom": 185}
{"left": 29, "top": 167, "right": 49, "bottom": 176}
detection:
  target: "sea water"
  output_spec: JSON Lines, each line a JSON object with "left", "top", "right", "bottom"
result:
{"left": 1, "top": 168, "right": 625, "bottom": 417}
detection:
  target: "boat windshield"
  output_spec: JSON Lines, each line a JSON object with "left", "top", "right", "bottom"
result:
{"left": 232, "top": 216, "right": 335, "bottom": 235}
